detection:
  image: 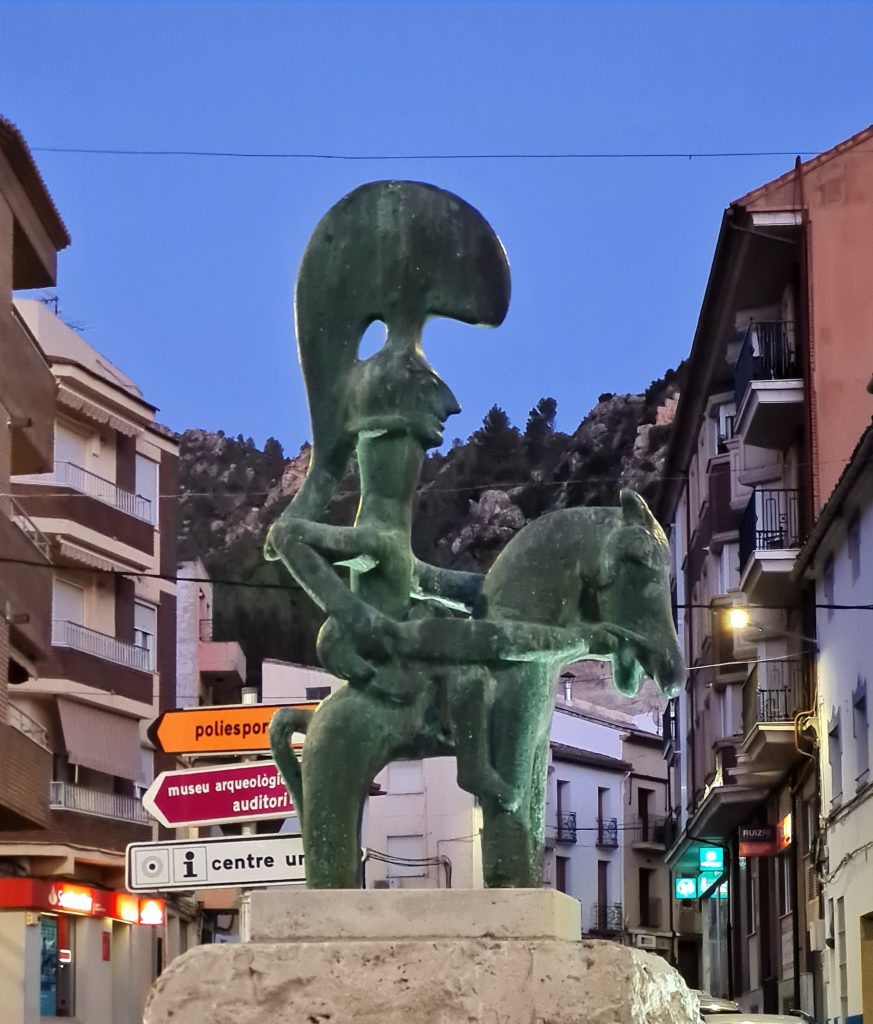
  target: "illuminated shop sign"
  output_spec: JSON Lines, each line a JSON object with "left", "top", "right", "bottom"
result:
{"left": 0, "top": 879, "right": 164, "bottom": 925}
{"left": 698, "top": 847, "right": 724, "bottom": 872}
{"left": 675, "top": 877, "right": 698, "bottom": 899}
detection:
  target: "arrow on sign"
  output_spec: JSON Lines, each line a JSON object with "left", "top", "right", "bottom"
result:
{"left": 147, "top": 702, "right": 316, "bottom": 755}
{"left": 126, "top": 833, "right": 306, "bottom": 892}
{"left": 143, "top": 761, "right": 295, "bottom": 828}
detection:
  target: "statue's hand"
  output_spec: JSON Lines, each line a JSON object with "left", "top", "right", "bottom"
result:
{"left": 264, "top": 514, "right": 300, "bottom": 563}
{"left": 317, "top": 609, "right": 400, "bottom": 686}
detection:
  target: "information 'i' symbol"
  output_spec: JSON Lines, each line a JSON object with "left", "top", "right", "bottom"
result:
{"left": 183, "top": 851, "right": 196, "bottom": 879}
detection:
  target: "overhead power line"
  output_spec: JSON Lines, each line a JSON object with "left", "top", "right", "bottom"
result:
{"left": 32, "top": 146, "right": 819, "bottom": 162}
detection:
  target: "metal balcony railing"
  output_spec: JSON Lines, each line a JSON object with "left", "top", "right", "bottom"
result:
{"left": 742, "top": 659, "right": 813, "bottom": 732}
{"left": 590, "top": 903, "right": 623, "bottom": 934}
{"left": 628, "top": 814, "right": 668, "bottom": 845}
{"left": 8, "top": 704, "right": 51, "bottom": 751}
{"left": 556, "top": 811, "right": 577, "bottom": 844}
{"left": 9, "top": 496, "right": 51, "bottom": 558}
{"left": 52, "top": 620, "right": 152, "bottom": 673}
{"left": 52, "top": 461, "right": 154, "bottom": 523}
{"left": 596, "top": 816, "right": 618, "bottom": 847}
{"left": 734, "top": 320, "right": 801, "bottom": 409}
{"left": 739, "top": 488, "right": 804, "bottom": 572}
{"left": 50, "top": 781, "right": 148, "bottom": 824}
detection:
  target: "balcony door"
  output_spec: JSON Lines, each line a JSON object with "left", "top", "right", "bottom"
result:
{"left": 52, "top": 578, "right": 84, "bottom": 646}
{"left": 134, "top": 600, "right": 157, "bottom": 671}
{"left": 55, "top": 422, "right": 88, "bottom": 479}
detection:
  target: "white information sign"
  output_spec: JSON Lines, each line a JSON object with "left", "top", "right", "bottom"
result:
{"left": 126, "top": 833, "right": 305, "bottom": 892}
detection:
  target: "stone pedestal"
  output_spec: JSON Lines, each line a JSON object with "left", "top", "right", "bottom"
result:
{"left": 144, "top": 889, "right": 699, "bottom": 1024}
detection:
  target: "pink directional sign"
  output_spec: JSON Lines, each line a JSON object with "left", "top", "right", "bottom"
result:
{"left": 142, "top": 761, "right": 295, "bottom": 828}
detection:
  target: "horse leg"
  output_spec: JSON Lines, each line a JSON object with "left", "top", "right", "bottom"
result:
{"left": 300, "top": 686, "right": 397, "bottom": 888}
{"left": 480, "top": 664, "right": 553, "bottom": 887}
{"left": 449, "top": 666, "right": 519, "bottom": 812}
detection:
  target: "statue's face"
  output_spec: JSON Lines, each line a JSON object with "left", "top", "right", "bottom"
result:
{"left": 348, "top": 346, "right": 460, "bottom": 449}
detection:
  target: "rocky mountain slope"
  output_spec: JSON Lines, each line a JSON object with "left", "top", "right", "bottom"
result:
{"left": 177, "top": 363, "right": 684, "bottom": 675}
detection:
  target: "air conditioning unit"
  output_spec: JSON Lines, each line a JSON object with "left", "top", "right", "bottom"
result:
{"left": 373, "top": 878, "right": 402, "bottom": 889}
{"left": 634, "top": 933, "right": 658, "bottom": 950}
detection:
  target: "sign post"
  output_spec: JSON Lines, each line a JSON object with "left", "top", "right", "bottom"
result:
{"left": 126, "top": 834, "right": 306, "bottom": 892}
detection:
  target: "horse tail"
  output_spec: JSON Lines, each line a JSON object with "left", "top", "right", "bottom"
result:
{"left": 269, "top": 708, "right": 313, "bottom": 828}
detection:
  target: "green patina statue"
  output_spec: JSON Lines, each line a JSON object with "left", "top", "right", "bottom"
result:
{"left": 266, "top": 181, "right": 684, "bottom": 889}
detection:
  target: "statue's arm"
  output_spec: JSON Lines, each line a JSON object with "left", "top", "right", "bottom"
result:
{"left": 266, "top": 514, "right": 384, "bottom": 568}
{"left": 393, "top": 617, "right": 618, "bottom": 664}
{"left": 412, "top": 560, "right": 484, "bottom": 611}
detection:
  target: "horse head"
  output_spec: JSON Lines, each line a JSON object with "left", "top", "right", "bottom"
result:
{"left": 596, "top": 489, "right": 684, "bottom": 699}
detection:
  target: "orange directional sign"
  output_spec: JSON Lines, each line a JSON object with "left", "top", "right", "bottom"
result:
{"left": 147, "top": 702, "right": 316, "bottom": 755}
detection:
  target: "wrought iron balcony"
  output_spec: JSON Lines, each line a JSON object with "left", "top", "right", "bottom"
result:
{"left": 50, "top": 781, "right": 148, "bottom": 824}
{"left": 556, "top": 811, "right": 577, "bottom": 844}
{"left": 743, "top": 659, "right": 813, "bottom": 731}
{"left": 628, "top": 814, "right": 668, "bottom": 847}
{"left": 590, "top": 902, "right": 623, "bottom": 935}
{"left": 52, "top": 620, "right": 152, "bottom": 672}
{"left": 734, "top": 321, "right": 801, "bottom": 409}
{"left": 596, "top": 816, "right": 618, "bottom": 847}
{"left": 739, "top": 488, "right": 804, "bottom": 572}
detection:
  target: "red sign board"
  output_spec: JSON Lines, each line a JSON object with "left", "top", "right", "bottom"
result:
{"left": 0, "top": 879, "right": 164, "bottom": 925}
{"left": 143, "top": 760, "right": 295, "bottom": 827}
{"left": 739, "top": 825, "right": 777, "bottom": 857}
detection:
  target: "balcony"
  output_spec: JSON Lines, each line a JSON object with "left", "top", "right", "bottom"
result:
{"left": 739, "top": 488, "right": 804, "bottom": 603}
{"left": 0, "top": 503, "right": 52, "bottom": 662}
{"left": 733, "top": 658, "right": 814, "bottom": 786}
{"left": 590, "top": 903, "right": 623, "bottom": 936}
{"left": 596, "top": 816, "right": 618, "bottom": 848}
{"left": 733, "top": 321, "right": 804, "bottom": 449}
{"left": 198, "top": 618, "right": 246, "bottom": 694}
{"left": 556, "top": 811, "right": 577, "bottom": 844}
{"left": 49, "top": 781, "right": 149, "bottom": 825}
{"left": 52, "top": 461, "right": 153, "bottom": 522}
{"left": 52, "top": 620, "right": 152, "bottom": 672}
{"left": 628, "top": 815, "right": 668, "bottom": 850}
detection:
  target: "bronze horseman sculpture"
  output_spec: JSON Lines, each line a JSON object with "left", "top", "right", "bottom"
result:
{"left": 265, "top": 181, "right": 684, "bottom": 889}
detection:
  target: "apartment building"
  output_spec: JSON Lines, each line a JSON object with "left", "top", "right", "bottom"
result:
{"left": 0, "top": 295, "right": 178, "bottom": 1022}
{"left": 0, "top": 118, "right": 69, "bottom": 836}
{"left": 656, "top": 124, "right": 873, "bottom": 1016}
{"left": 792, "top": 422, "right": 873, "bottom": 1024}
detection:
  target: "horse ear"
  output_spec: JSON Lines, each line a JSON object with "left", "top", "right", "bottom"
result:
{"left": 620, "top": 488, "right": 652, "bottom": 525}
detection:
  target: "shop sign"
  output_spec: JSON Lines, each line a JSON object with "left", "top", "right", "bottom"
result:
{"left": 0, "top": 879, "right": 165, "bottom": 925}
{"left": 698, "top": 846, "right": 724, "bottom": 872}
{"left": 739, "top": 825, "right": 777, "bottom": 857}
{"left": 148, "top": 702, "right": 315, "bottom": 755}
{"left": 675, "top": 876, "right": 698, "bottom": 899}
{"left": 126, "top": 833, "right": 306, "bottom": 892}
{"left": 143, "top": 761, "right": 294, "bottom": 828}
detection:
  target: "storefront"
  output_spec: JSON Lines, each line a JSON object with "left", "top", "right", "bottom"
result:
{"left": 0, "top": 879, "right": 164, "bottom": 1023}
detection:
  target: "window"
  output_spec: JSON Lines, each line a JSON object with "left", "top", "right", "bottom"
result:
{"left": 639, "top": 867, "right": 655, "bottom": 927}
{"left": 386, "top": 834, "right": 426, "bottom": 878}
{"left": 829, "top": 710, "right": 843, "bottom": 808}
{"left": 135, "top": 454, "right": 159, "bottom": 524}
{"left": 54, "top": 421, "right": 87, "bottom": 470}
{"left": 387, "top": 761, "right": 423, "bottom": 795}
{"left": 638, "top": 787, "right": 652, "bottom": 841}
{"left": 777, "top": 852, "right": 793, "bottom": 916}
{"left": 848, "top": 512, "right": 861, "bottom": 583}
{"left": 745, "top": 858, "right": 758, "bottom": 935}
{"left": 305, "top": 686, "right": 331, "bottom": 701}
{"left": 854, "top": 678, "right": 869, "bottom": 787}
{"left": 52, "top": 577, "right": 85, "bottom": 627}
{"left": 134, "top": 600, "right": 157, "bottom": 670}
{"left": 824, "top": 555, "right": 835, "bottom": 619}
{"left": 556, "top": 855, "right": 569, "bottom": 894}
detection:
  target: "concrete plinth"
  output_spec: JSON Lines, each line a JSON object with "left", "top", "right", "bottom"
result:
{"left": 144, "top": 890, "right": 699, "bottom": 1024}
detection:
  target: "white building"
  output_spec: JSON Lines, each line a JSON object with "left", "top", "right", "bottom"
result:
{"left": 793, "top": 424, "right": 873, "bottom": 1024}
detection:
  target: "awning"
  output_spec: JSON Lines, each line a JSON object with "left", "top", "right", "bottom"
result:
{"left": 58, "top": 700, "right": 143, "bottom": 780}
{"left": 57, "top": 385, "right": 140, "bottom": 437}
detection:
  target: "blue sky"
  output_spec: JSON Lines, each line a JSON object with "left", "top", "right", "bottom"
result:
{"left": 3, "top": 1, "right": 873, "bottom": 452}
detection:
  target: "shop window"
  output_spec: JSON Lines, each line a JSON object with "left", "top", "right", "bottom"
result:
{"left": 40, "top": 914, "right": 75, "bottom": 1018}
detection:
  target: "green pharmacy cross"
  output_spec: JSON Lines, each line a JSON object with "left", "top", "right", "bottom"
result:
{"left": 266, "top": 180, "right": 685, "bottom": 889}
